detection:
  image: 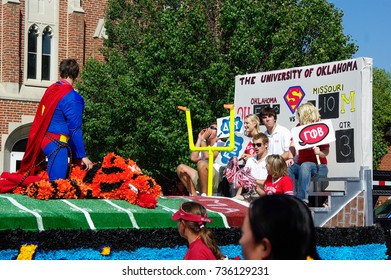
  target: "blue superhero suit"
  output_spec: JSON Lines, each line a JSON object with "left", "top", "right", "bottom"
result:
{"left": 41, "top": 81, "right": 87, "bottom": 181}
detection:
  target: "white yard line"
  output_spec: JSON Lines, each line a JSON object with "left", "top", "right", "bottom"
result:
{"left": 0, "top": 195, "right": 44, "bottom": 231}
{"left": 157, "top": 196, "right": 192, "bottom": 213}
{"left": 156, "top": 204, "right": 178, "bottom": 214}
{"left": 205, "top": 209, "right": 230, "bottom": 228}
{"left": 103, "top": 200, "right": 139, "bottom": 229}
{"left": 228, "top": 197, "right": 251, "bottom": 207}
{"left": 61, "top": 200, "right": 96, "bottom": 230}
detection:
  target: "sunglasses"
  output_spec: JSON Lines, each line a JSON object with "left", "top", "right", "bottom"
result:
{"left": 209, "top": 126, "right": 217, "bottom": 130}
{"left": 252, "top": 143, "right": 263, "bottom": 148}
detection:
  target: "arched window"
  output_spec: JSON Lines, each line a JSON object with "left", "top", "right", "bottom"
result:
{"left": 25, "top": 0, "right": 59, "bottom": 84}
{"left": 27, "top": 24, "right": 54, "bottom": 81}
{"left": 41, "top": 26, "right": 52, "bottom": 81}
{"left": 27, "top": 24, "right": 39, "bottom": 79}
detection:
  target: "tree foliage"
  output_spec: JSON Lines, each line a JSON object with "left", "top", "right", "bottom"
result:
{"left": 78, "top": 0, "right": 357, "bottom": 191}
{"left": 372, "top": 68, "right": 391, "bottom": 168}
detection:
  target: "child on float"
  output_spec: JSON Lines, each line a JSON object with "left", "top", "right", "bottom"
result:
{"left": 255, "top": 154, "right": 294, "bottom": 196}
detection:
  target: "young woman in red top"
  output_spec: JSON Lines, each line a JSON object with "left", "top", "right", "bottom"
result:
{"left": 239, "top": 114, "right": 262, "bottom": 162}
{"left": 172, "top": 201, "right": 224, "bottom": 260}
{"left": 288, "top": 102, "right": 329, "bottom": 204}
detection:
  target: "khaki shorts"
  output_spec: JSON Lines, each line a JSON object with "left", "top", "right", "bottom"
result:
{"left": 193, "top": 167, "right": 220, "bottom": 194}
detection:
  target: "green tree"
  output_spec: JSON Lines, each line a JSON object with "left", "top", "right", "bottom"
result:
{"left": 78, "top": 0, "right": 357, "bottom": 191}
{"left": 372, "top": 68, "right": 391, "bottom": 168}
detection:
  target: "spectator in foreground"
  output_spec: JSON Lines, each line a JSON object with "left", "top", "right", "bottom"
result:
{"left": 172, "top": 201, "right": 225, "bottom": 260}
{"left": 239, "top": 194, "right": 320, "bottom": 260}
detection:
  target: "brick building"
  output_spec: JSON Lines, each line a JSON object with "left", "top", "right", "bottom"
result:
{"left": 0, "top": 0, "right": 107, "bottom": 173}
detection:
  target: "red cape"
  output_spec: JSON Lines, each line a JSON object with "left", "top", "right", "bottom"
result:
{"left": 0, "top": 82, "right": 72, "bottom": 193}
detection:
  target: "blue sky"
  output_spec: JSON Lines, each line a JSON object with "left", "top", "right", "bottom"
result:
{"left": 328, "top": 0, "right": 391, "bottom": 73}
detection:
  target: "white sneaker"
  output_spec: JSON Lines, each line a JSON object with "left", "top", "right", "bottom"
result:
{"left": 201, "top": 193, "right": 207, "bottom": 197}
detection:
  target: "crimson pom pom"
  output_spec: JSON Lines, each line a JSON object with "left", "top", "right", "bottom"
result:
{"left": 137, "top": 193, "right": 158, "bottom": 209}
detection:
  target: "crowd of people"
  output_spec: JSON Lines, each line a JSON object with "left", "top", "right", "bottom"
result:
{"left": 176, "top": 102, "right": 329, "bottom": 206}
{"left": 172, "top": 102, "right": 327, "bottom": 260}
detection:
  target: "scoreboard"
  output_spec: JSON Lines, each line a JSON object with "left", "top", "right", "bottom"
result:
{"left": 228, "top": 57, "right": 373, "bottom": 178}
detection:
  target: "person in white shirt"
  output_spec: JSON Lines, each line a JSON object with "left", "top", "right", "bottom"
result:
{"left": 260, "top": 107, "right": 295, "bottom": 166}
{"left": 234, "top": 133, "right": 269, "bottom": 199}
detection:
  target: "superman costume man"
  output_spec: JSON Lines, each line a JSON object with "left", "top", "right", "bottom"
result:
{"left": 0, "top": 59, "right": 93, "bottom": 192}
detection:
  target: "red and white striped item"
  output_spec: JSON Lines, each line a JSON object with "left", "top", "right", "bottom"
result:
{"left": 373, "top": 180, "right": 391, "bottom": 186}
{"left": 224, "top": 156, "right": 239, "bottom": 183}
{"left": 233, "top": 167, "right": 258, "bottom": 190}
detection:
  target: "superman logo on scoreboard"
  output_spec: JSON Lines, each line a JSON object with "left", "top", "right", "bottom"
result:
{"left": 283, "top": 86, "right": 306, "bottom": 114}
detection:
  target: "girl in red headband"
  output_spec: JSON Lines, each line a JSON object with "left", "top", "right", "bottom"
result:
{"left": 172, "top": 201, "right": 224, "bottom": 260}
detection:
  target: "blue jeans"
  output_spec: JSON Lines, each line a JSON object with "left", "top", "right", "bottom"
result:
{"left": 288, "top": 162, "right": 328, "bottom": 203}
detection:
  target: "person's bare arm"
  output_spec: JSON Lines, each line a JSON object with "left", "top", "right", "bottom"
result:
{"left": 81, "top": 157, "right": 93, "bottom": 170}
{"left": 190, "top": 128, "right": 207, "bottom": 162}
{"left": 255, "top": 186, "right": 266, "bottom": 196}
